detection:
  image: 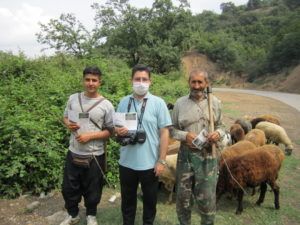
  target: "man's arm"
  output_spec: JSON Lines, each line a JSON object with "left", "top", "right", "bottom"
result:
{"left": 76, "top": 130, "right": 111, "bottom": 143}
{"left": 154, "top": 127, "right": 169, "bottom": 176}
{"left": 64, "top": 117, "right": 111, "bottom": 143}
{"left": 170, "top": 102, "right": 189, "bottom": 142}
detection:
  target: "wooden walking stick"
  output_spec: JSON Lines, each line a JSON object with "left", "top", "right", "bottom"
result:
{"left": 207, "top": 86, "right": 217, "bottom": 158}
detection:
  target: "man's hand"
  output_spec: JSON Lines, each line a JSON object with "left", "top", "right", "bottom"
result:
{"left": 66, "top": 121, "right": 80, "bottom": 132}
{"left": 154, "top": 162, "right": 165, "bottom": 176}
{"left": 115, "top": 126, "right": 129, "bottom": 136}
{"left": 207, "top": 131, "right": 220, "bottom": 143}
{"left": 186, "top": 132, "right": 198, "bottom": 149}
{"left": 76, "top": 133, "right": 93, "bottom": 143}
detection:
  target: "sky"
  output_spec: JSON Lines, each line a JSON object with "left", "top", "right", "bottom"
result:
{"left": 0, "top": 0, "right": 248, "bottom": 57}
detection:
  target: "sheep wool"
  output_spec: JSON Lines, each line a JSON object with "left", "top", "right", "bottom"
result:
{"left": 244, "top": 128, "right": 266, "bottom": 147}
{"left": 255, "top": 121, "right": 293, "bottom": 155}
{"left": 158, "top": 153, "right": 178, "bottom": 202}
{"left": 217, "top": 147, "right": 283, "bottom": 214}
{"left": 230, "top": 123, "right": 245, "bottom": 144}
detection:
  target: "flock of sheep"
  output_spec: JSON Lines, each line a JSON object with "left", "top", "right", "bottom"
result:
{"left": 159, "top": 114, "right": 294, "bottom": 215}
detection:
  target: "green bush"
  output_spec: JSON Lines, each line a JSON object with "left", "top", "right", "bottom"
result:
{"left": 0, "top": 52, "right": 186, "bottom": 198}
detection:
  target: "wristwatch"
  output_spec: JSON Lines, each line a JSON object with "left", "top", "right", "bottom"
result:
{"left": 158, "top": 159, "right": 167, "bottom": 166}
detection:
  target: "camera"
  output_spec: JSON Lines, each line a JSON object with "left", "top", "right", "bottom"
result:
{"left": 116, "top": 130, "right": 146, "bottom": 146}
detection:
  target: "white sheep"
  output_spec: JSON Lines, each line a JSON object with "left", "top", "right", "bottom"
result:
{"left": 158, "top": 153, "right": 178, "bottom": 203}
{"left": 255, "top": 121, "right": 293, "bottom": 155}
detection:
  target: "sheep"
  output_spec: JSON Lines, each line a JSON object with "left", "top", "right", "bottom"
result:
{"left": 255, "top": 121, "right": 293, "bottom": 155}
{"left": 158, "top": 153, "right": 178, "bottom": 203}
{"left": 244, "top": 128, "right": 266, "bottom": 147}
{"left": 258, "top": 144, "right": 285, "bottom": 165}
{"left": 230, "top": 123, "right": 245, "bottom": 144}
{"left": 219, "top": 140, "right": 256, "bottom": 168}
{"left": 217, "top": 145, "right": 284, "bottom": 214}
{"left": 251, "top": 114, "right": 280, "bottom": 128}
{"left": 260, "top": 114, "right": 281, "bottom": 125}
{"left": 234, "top": 118, "right": 252, "bottom": 134}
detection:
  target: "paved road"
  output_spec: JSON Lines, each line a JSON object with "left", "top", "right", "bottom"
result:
{"left": 213, "top": 88, "right": 300, "bottom": 112}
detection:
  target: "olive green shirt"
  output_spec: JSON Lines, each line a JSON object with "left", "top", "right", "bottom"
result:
{"left": 171, "top": 93, "right": 225, "bottom": 142}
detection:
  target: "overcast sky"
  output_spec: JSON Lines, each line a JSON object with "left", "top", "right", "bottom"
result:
{"left": 0, "top": 0, "right": 248, "bottom": 57}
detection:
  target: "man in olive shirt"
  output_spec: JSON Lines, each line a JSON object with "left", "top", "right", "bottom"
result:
{"left": 171, "top": 69, "right": 225, "bottom": 225}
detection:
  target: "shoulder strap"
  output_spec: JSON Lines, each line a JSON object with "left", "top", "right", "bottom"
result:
{"left": 78, "top": 92, "right": 106, "bottom": 113}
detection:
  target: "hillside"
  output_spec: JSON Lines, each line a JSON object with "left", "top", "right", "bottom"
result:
{"left": 182, "top": 52, "right": 300, "bottom": 94}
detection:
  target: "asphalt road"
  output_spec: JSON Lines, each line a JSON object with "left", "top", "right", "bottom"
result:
{"left": 213, "top": 88, "right": 300, "bottom": 112}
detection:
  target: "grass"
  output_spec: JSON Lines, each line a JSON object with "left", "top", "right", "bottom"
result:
{"left": 222, "top": 102, "right": 242, "bottom": 118}
{"left": 76, "top": 152, "right": 300, "bottom": 225}
{"left": 78, "top": 101, "right": 300, "bottom": 225}
{"left": 294, "top": 139, "right": 300, "bottom": 145}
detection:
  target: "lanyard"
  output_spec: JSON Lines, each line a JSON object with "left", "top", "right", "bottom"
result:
{"left": 127, "top": 97, "right": 147, "bottom": 130}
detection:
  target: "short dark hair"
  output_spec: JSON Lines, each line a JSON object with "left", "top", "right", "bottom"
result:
{"left": 83, "top": 66, "right": 102, "bottom": 78}
{"left": 131, "top": 64, "right": 151, "bottom": 78}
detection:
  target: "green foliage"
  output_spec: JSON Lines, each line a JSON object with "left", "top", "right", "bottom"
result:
{"left": 0, "top": 52, "right": 186, "bottom": 198}
{"left": 36, "top": 14, "right": 94, "bottom": 57}
{"left": 36, "top": 0, "right": 300, "bottom": 79}
{"left": 0, "top": 53, "right": 120, "bottom": 197}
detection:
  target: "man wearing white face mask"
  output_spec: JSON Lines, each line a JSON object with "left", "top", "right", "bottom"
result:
{"left": 115, "top": 64, "right": 172, "bottom": 225}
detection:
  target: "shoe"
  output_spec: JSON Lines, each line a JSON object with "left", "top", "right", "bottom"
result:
{"left": 60, "top": 214, "right": 80, "bottom": 225}
{"left": 87, "top": 215, "right": 98, "bottom": 225}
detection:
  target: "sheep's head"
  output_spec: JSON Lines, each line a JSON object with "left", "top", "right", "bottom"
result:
{"left": 285, "top": 145, "right": 293, "bottom": 156}
{"left": 230, "top": 124, "right": 245, "bottom": 143}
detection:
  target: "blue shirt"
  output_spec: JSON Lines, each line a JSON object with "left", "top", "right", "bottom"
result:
{"left": 117, "top": 92, "right": 172, "bottom": 170}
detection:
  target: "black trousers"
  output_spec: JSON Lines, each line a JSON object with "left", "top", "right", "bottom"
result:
{"left": 62, "top": 151, "right": 105, "bottom": 217}
{"left": 119, "top": 165, "right": 159, "bottom": 225}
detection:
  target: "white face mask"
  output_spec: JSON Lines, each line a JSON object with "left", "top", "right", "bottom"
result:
{"left": 133, "top": 82, "right": 149, "bottom": 96}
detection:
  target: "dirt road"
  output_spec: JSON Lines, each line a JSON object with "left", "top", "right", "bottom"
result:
{"left": 215, "top": 88, "right": 300, "bottom": 112}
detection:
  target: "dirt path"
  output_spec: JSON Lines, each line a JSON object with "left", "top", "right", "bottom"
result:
{"left": 1, "top": 92, "right": 299, "bottom": 225}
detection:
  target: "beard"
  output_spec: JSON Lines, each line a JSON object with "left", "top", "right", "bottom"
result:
{"left": 190, "top": 89, "right": 205, "bottom": 99}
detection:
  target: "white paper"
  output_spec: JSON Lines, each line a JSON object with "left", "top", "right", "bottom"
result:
{"left": 192, "top": 129, "right": 208, "bottom": 150}
{"left": 113, "top": 112, "right": 137, "bottom": 131}
{"left": 78, "top": 113, "right": 90, "bottom": 134}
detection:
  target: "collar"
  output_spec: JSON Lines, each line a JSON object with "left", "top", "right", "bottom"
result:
{"left": 131, "top": 92, "right": 150, "bottom": 101}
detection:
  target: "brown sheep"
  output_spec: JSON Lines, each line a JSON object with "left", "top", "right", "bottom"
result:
{"left": 260, "top": 114, "right": 280, "bottom": 125}
{"left": 244, "top": 129, "right": 266, "bottom": 147}
{"left": 251, "top": 114, "right": 280, "bottom": 128}
{"left": 217, "top": 146, "right": 284, "bottom": 214}
{"left": 234, "top": 118, "right": 252, "bottom": 134}
{"left": 230, "top": 123, "right": 245, "bottom": 144}
{"left": 220, "top": 140, "right": 256, "bottom": 166}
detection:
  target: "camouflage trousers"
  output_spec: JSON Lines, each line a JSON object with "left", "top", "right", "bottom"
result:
{"left": 176, "top": 146, "right": 218, "bottom": 225}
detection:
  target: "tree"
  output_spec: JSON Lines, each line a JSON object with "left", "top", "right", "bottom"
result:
{"left": 220, "top": 2, "right": 237, "bottom": 14}
{"left": 283, "top": 0, "right": 300, "bottom": 9}
{"left": 92, "top": 0, "right": 192, "bottom": 72}
{"left": 246, "top": 0, "right": 262, "bottom": 10}
{"left": 36, "top": 14, "right": 93, "bottom": 57}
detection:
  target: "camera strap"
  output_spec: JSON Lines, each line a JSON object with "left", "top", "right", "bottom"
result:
{"left": 127, "top": 97, "right": 148, "bottom": 130}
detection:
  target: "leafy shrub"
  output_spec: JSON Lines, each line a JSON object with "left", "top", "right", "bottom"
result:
{"left": 0, "top": 52, "right": 186, "bottom": 198}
